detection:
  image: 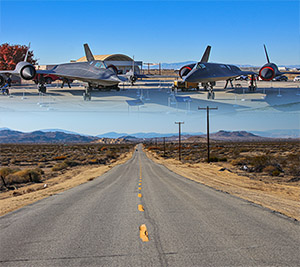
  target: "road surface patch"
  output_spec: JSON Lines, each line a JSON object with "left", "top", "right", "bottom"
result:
{"left": 139, "top": 224, "right": 149, "bottom": 242}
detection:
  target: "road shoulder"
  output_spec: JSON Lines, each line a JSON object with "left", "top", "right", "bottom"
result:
{"left": 0, "top": 151, "right": 133, "bottom": 216}
{"left": 145, "top": 149, "right": 299, "bottom": 221}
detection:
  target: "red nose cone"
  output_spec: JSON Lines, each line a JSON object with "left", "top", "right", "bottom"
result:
{"left": 259, "top": 66, "right": 275, "bottom": 81}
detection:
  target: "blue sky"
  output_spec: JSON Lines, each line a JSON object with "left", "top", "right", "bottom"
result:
{"left": 0, "top": 0, "right": 299, "bottom": 66}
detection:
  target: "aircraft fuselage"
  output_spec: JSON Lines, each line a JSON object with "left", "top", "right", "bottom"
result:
{"left": 40, "top": 61, "right": 121, "bottom": 87}
{"left": 184, "top": 62, "right": 244, "bottom": 83}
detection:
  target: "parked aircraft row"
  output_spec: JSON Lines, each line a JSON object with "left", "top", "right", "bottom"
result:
{"left": 0, "top": 44, "right": 299, "bottom": 100}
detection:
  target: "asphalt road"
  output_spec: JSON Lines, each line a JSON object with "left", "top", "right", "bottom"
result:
{"left": 0, "top": 145, "right": 299, "bottom": 266}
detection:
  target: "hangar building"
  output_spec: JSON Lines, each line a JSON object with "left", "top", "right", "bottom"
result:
{"left": 76, "top": 54, "right": 143, "bottom": 74}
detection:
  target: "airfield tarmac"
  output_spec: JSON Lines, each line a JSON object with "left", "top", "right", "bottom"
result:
{"left": 1, "top": 80, "right": 300, "bottom": 113}
{"left": 0, "top": 80, "right": 299, "bottom": 133}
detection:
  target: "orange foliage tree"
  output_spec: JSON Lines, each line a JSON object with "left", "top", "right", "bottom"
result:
{"left": 0, "top": 43, "right": 37, "bottom": 70}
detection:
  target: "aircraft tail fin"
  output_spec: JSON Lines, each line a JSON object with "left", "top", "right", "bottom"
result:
{"left": 200, "top": 45, "right": 211, "bottom": 63}
{"left": 24, "top": 42, "right": 31, "bottom": 62}
{"left": 263, "top": 44, "right": 270, "bottom": 63}
{"left": 84, "top": 43, "right": 95, "bottom": 62}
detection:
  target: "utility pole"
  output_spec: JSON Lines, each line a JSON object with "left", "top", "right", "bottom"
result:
{"left": 198, "top": 106, "right": 218, "bottom": 163}
{"left": 163, "top": 137, "right": 166, "bottom": 157}
{"left": 175, "top": 121, "right": 184, "bottom": 161}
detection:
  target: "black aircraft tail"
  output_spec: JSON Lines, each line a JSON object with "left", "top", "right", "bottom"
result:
{"left": 263, "top": 44, "right": 270, "bottom": 63}
{"left": 84, "top": 43, "right": 95, "bottom": 62}
{"left": 24, "top": 42, "right": 31, "bottom": 62}
{"left": 200, "top": 45, "right": 211, "bottom": 63}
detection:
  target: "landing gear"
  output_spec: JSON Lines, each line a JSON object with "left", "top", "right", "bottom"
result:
{"left": 38, "top": 75, "right": 47, "bottom": 94}
{"left": 248, "top": 74, "right": 257, "bottom": 92}
{"left": 224, "top": 78, "right": 234, "bottom": 89}
{"left": 82, "top": 83, "right": 121, "bottom": 101}
{"left": 204, "top": 82, "right": 216, "bottom": 99}
{"left": 83, "top": 91, "right": 91, "bottom": 101}
{"left": 201, "top": 83, "right": 209, "bottom": 91}
{"left": 83, "top": 84, "right": 92, "bottom": 101}
{"left": 207, "top": 90, "right": 215, "bottom": 99}
{"left": 38, "top": 85, "right": 47, "bottom": 94}
{"left": 61, "top": 78, "right": 72, "bottom": 88}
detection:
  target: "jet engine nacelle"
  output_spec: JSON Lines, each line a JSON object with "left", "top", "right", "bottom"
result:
{"left": 259, "top": 63, "right": 279, "bottom": 81}
{"left": 0, "top": 74, "right": 6, "bottom": 87}
{"left": 15, "top": 62, "right": 36, "bottom": 80}
{"left": 179, "top": 63, "right": 196, "bottom": 79}
{"left": 107, "top": 64, "right": 118, "bottom": 75}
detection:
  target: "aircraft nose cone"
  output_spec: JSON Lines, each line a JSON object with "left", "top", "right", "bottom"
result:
{"left": 22, "top": 66, "right": 35, "bottom": 79}
{"left": 260, "top": 67, "right": 274, "bottom": 80}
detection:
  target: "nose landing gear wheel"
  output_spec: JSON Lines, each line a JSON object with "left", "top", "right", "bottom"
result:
{"left": 83, "top": 92, "right": 91, "bottom": 101}
{"left": 38, "top": 85, "right": 47, "bottom": 94}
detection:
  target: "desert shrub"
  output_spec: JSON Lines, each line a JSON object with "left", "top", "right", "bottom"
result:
{"left": 271, "top": 169, "right": 281, "bottom": 176}
{"left": 288, "top": 165, "right": 300, "bottom": 178}
{"left": 0, "top": 167, "right": 20, "bottom": 187}
{"left": 263, "top": 165, "right": 281, "bottom": 176}
{"left": 52, "top": 162, "right": 68, "bottom": 171}
{"left": 231, "top": 157, "right": 247, "bottom": 166}
{"left": 0, "top": 167, "right": 18, "bottom": 177}
{"left": 64, "top": 160, "right": 80, "bottom": 167}
{"left": 147, "top": 146, "right": 160, "bottom": 150}
{"left": 53, "top": 155, "right": 67, "bottom": 160}
{"left": 106, "top": 151, "right": 117, "bottom": 160}
{"left": 207, "top": 156, "right": 219, "bottom": 162}
{"left": 89, "top": 159, "right": 98, "bottom": 164}
{"left": 6, "top": 169, "right": 42, "bottom": 184}
{"left": 249, "top": 155, "right": 270, "bottom": 172}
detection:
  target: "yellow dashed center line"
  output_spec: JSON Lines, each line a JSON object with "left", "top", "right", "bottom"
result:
{"left": 138, "top": 204, "right": 144, "bottom": 212}
{"left": 139, "top": 224, "right": 149, "bottom": 242}
{"left": 139, "top": 183, "right": 141, "bottom": 186}
{"left": 138, "top": 187, "right": 142, "bottom": 190}
{"left": 138, "top": 193, "right": 142, "bottom": 198}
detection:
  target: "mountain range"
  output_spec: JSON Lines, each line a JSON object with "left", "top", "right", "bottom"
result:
{"left": 0, "top": 128, "right": 298, "bottom": 143}
{"left": 146, "top": 61, "right": 300, "bottom": 70}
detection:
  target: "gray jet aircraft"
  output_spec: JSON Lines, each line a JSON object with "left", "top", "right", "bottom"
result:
{"left": 179, "top": 45, "right": 299, "bottom": 99}
{"left": 0, "top": 45, "right": 36, "bottom": 93}
{"left": 36, "top": 44, "right": 142, "bottom": 100}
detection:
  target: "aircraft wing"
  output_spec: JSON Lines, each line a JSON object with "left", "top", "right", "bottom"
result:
{"left": 37, "top": 69, "right": 122, "bottom": 84}
{"left": 36, "top": 69, "right": 84, "bottom": 81}
{"left": 239, "top": 70, "right": 257, "bottom": 76}
{"left": 280, "top": 71, "right": 300, "bottom": 75}
{"left": 0, "top": 70, "right": 16, "bottom": 75}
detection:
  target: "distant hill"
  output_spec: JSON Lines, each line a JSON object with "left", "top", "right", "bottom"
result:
{"left": 40, "top": 129, "right": 91, "bottom": 136}
{"left": 0, "top": 129, "right": 98, "bottom": 144}
{"left": 147, "top": 62, "right": 300, "bottom": 70}
{"left": 252, "top": 129, "right": 300, "bottom": 138}
{"left": 208, "top": 130, "right": 267, "bottom": 141}
{"left": 98, "top": 132, "right": 204, "bottom": 139}
{"left": 186, "top": 130, "right": 270, "bottom": 142}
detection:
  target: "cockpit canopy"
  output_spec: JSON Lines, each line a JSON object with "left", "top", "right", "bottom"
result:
{"left": 196, "top": 63, "right": 206, "bottom": 69}
{"left": 90, "top": 61, "right": 107, "bottom": 69}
